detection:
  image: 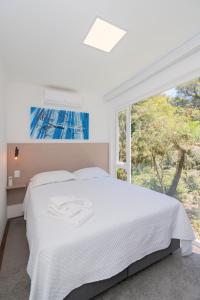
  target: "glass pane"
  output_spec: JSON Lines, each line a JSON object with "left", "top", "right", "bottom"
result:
{"left": 131, "top": 77, "right": 200, "bottom": 240}
{"left": 118, "top": 110, "right": 126, "bottom": 163}
{"left": 117, "top": 168, "right": 127, "bottom": 181}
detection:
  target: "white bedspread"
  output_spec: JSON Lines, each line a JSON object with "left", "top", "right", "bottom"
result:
{"left": 24, "top": 177, "right": 195, "bottom": 300}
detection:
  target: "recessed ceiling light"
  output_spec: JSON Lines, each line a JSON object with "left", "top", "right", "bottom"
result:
{"left": 83, "top": 18, "right": 126, "bottom": 53}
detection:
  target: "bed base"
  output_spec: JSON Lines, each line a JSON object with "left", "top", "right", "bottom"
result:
{"left": 65, "top": 239, "right": 180, "bottom": 300}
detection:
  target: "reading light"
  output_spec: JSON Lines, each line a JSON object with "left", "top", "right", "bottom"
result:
{"left": 83, "top": 18, "right": 127, "bottom": 52}
{"left": 14, "top": 147, "right": 19, "bottom": 160}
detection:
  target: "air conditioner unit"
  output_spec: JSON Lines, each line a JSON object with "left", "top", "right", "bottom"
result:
{"left": 44, "top": 88, "right": 82, "bottom": 107}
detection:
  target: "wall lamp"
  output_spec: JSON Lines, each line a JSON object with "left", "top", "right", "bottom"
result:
{"left": 14, "top": 147, "right": 19, "bottom": 160}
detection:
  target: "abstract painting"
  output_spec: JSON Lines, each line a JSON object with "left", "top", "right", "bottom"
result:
{"left": 30, "top": 107, "right": 89, "bottom": 140}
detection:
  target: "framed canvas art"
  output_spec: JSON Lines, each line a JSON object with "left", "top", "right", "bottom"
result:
{"left": 30, "top": 107, "right": 89, "bottom": 140}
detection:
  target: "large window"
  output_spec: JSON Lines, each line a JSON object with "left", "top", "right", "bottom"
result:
{"left": 116, "top": 78, "right": 200, "bottom": 241}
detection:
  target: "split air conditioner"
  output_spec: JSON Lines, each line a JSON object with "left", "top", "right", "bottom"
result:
{"left": 44, "top": 88, "right": 82, "bottom": 107}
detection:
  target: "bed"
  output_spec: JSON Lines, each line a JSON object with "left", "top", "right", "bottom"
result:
{"left": 24, "top": 170, "right": 195, "bottom": 300}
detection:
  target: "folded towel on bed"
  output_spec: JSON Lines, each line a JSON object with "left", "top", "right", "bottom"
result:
{"left": 49, "top": 196, "right": 92, "bottom": 209}
{"left": 48, "top": 195, "right": 93, "bottom": 226}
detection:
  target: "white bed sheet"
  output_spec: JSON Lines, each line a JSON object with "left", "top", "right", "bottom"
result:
{"left": 24, "top": 177, "right": 195, "bottom": 300}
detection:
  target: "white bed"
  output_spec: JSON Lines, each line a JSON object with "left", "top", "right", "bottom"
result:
{"left": 24, "top": 176, "right": 195, "bottom": 300}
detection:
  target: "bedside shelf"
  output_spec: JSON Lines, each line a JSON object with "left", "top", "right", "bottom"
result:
{"left": 6, "top": 185, "right": 27, "bottom": 191}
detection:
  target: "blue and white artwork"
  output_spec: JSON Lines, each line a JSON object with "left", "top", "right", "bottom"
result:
{"left": 30, "top": 107, "right": 89, "bottom": 140}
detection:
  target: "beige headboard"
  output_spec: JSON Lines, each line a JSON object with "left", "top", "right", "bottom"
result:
{"left": 7, "top": 143, "right": 109, "bottom": 186}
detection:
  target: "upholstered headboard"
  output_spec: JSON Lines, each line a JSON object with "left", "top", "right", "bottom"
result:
{"left": 7, "top": 143, "right": 109, "bottom": 186}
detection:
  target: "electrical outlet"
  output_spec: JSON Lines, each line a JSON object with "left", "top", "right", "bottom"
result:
{"left": 14, "top": 170, "right": 21, "bottom": 178}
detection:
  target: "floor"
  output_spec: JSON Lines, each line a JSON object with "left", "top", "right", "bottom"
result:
{"left": 0, "top": 218, "right": 200, "bottom": 300}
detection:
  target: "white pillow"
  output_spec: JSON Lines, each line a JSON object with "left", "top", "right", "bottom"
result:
{"left": 31, "top": 170, "right": 75, "bottom": 187}
{"left": 74, "top": 167, "right": 109, "bottom": 180}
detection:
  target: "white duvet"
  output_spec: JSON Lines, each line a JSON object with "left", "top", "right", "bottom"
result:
{"left": 24, "top": 177, "right": 195, "bottom": 300}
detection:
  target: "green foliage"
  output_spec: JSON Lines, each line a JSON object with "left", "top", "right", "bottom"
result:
{"left": 172, "top": 77, "right": 200, "bottom": 109}
{"left": 130, "top": 92, "right": 200, "bottom": 195}
{"left": 117, "top": 168, "right": 127, "bottom": 181}
{"left": 118, "top": 110, "right": 126, "bottom": 162}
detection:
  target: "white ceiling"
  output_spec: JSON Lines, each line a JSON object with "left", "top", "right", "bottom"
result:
{"left": 0, "top": 0, "right": 199, "bottom": 95}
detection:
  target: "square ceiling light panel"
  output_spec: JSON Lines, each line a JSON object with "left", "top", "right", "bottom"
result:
{"left": 83, "top": 18, "right": 127, "bottom": 52}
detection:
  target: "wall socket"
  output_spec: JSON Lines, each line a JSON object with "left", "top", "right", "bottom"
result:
{"left": 14, "top": 170, "right": 21, "bottom": 178}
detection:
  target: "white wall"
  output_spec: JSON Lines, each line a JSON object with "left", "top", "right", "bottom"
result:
{"left": 6, "top": 82, "right": 109, "bottom": 143}
{"left": 0, "top": 63, "right": 7, "bottom": 243}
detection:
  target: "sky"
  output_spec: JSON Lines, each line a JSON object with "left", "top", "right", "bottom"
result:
{"left": 163, "top": 87, "right": 177, "bottom": 98}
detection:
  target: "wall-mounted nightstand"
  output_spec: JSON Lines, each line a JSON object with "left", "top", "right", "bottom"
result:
{"left": 6, "top": 184, "right": 27, "bottom": 218}
{"left": 6, "top": 184, "right": 27, "bottom": 191}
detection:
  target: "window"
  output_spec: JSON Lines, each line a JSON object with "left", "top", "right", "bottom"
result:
{"left": 115, "top": 77, "right": 200, "bottom": 241}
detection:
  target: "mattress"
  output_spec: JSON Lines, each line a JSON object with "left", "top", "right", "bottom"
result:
{"left": 24, "top": 177, "right": 195, "bottom": 300}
